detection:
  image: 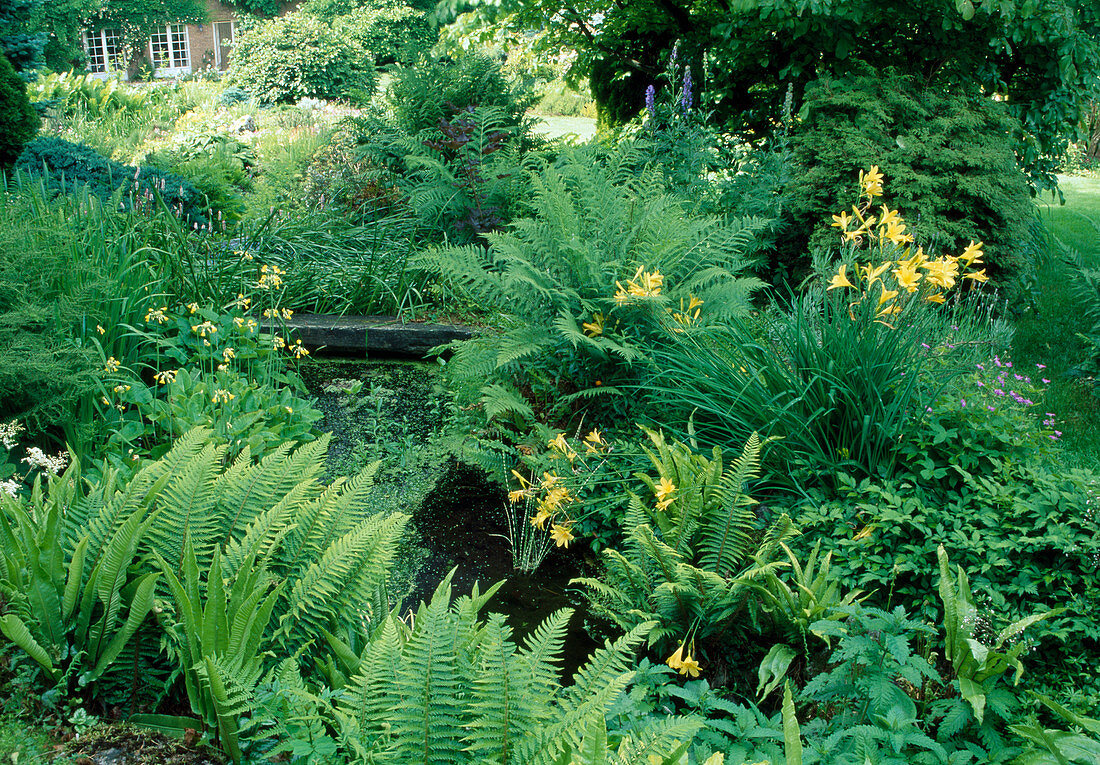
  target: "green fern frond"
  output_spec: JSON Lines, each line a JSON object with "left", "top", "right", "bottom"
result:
{"left": 699, "top": 432, "right": 762, "bottom": 576}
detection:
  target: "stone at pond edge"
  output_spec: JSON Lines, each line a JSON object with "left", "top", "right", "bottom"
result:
{"left": 277, "top": 314, "right": 476, "bottom": 358}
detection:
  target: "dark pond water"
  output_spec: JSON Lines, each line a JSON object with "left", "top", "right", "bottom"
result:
{"left": 301, "top": 358, "right": 601, "bottom": 677}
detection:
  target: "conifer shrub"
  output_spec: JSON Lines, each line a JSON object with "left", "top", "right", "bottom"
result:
{"left": 777, "top": 65, "right": 1034, "bottom": 283}
{"left": 229, "top": 12, "right": 377, "bottom": 104}
{"left": 15, "top": 137, "right": 208, "bottom": 225}
{"left": 0, "top": 51, "right": 37, "bottom": 169}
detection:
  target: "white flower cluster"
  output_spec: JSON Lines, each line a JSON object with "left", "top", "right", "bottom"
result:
{"left": 1, "top": 479, "right": 19, "bottom": 498}
{"left": 22, "top": 447, "right": 69, "bottom": 476}
{"left": 0, "top": 420, "right": 23, "bottom": 450}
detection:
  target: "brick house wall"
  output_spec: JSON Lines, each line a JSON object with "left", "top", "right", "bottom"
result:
{"left": 83, "top": 0, "right": 295, "bottom": 79}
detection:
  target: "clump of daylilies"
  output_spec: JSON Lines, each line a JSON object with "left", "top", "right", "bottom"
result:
{"left": 507, "top": 428, "right": 612, "bottom": 548}
{"left": 827, "top": 166, "right": 988, "bottom": 321}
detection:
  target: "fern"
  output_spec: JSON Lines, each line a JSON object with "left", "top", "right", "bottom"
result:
{"left": 699, "top": 432, "right": 762, "bottom": 576}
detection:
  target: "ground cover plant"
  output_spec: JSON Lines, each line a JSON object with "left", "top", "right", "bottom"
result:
{"left": 1, "top": 21, "right": 1099, "bottom": 764}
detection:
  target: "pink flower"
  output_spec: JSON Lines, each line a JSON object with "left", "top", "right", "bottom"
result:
{"left": 1041, "top": 378, "right": 1050, "bottom": 384}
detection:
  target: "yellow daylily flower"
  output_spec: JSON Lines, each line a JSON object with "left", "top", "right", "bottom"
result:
{"left": 831, "top": 210, "right": 852, "bottom": 231}
{"left": 860, "top": 262, "right": 890, "bottom": 285}
{"left": 892, "top": 263, "right": 922, "bottom": 293}
{"left": 549, "top": 523, "right": 575, "bottom": 548}
{"left": 827, "top": 265, "right": 855, "bottom": 291}
{"left": 964, "top": 269, "right": 988, "bottom": 283}
{"left": 860, "top": 165, "right": 884, "bottom": 198}
{"left": 678, "top": 653, "right": 702, "bottom": 678}
{"left": 530, "top": 507, "right": 552, "bottom": 530}
{"left": 925, "top": 292, "right": 946, "bottom": 304}
{"left": 959, "top": 240, "right": 984, "bottom": 266}
{"left": 582, "top": 313, "right": 604, "bottom": 337}
{"left": 922, "top": 258, "right": 958, "bottom": 290}
{"left": 666, "top": 644, "right": 685, "bottom": 671}
{"left": 877, "top": 287, "right": 899, "bottom": 306}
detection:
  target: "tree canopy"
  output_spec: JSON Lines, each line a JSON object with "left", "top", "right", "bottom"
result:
{"left": 461, "top": 0, "right": 1100, "bottom": 183}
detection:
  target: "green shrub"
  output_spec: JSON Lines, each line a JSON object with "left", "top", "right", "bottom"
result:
{"left": 778, "top": 65, "right": 1035, "bottom": 283}
{"left": 421, "top": 145, "right": 766, "bottom": 433}
{"left": 387, "top": 52, "right": 537, "bottom": 136}
{"left": 228, "top": 12, "right": 377, "bottom": 104}
{"left": 0, "top": 52, "right": 37, "bottom": 168}
{"left": 333, "top": 0, "right": 435, "bottom": 67}
{"left": 534, "top": 80, "right": 596, "bottom": 118}
{"left": 27, "top": 70, "right": 149, "bottom": 118}
{"left": 15, "top": 137, "right": 208, "bottom": 225}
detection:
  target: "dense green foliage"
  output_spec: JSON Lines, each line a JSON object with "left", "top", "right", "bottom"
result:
{"left": 0, "top": 53, "right": 37, "bottom": 168}
{"left": 229, "top": 12, "right": 377, "bottom": 104}
{"left": 0, "top": 0, "right": 45, "bottom": 72}
{"left": 387, "top": 52, "right": 536, "bottom": 136}
{"left": 1, "top": 60, "right": 1099, "bottom": 765}
{"left": 16, "top": 137, "right": 208, "bottom": 225}
{"left": 331, "top": 0, "right": 436, "bottom": 67}
{"left": 424, "top": 145, "right": 765, "bottom": 432}
{"left": 779, "top": 67, "right": 1035, "bottom": 279}
{"left": 480, "top": 0, "right": 1100, "bottom": 184}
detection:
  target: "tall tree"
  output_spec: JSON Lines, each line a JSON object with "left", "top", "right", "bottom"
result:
{"left": 467, "top": 0, "right": 1100, "bottom": 183}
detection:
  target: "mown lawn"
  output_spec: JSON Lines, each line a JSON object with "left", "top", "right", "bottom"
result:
{"left": 1013, "top": 175, "right": 1100, "bottom": 463}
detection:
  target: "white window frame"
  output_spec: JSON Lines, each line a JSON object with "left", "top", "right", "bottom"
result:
{"left": 213, "top": 21, "right": 236, "bottom": 69}
{"left": 149, "top": 24, "right": 191, "bottom": 77}
{"left": 83, "top": 28, "right": 126, "bottom": 78}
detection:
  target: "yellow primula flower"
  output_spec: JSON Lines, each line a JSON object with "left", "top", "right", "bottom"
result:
{"left": 282, "top": 308, "right": 294, "bottom": 320}
{"left": 550, "top": 523, "right": 575, "bottom": 548}
{"left": 234, "top": 293, "right": 251, "bottom": 309}
{"left": 96, "top": 324, "right": 106, "bottom": 335}
{"left": 211, "top": 389, "right": 235, "bottom": 404}
{"left": 223, "top": 347, "right": 236, "bottom": 361}
{"left": 233, "top": 316, "right": 246, "bottom": 328}
{"left": 289, "top": 340, "right": 310, "bottom": 359}
{"left": 827, "top": 265, "right": 855, "bottom": 291}
{"left": 187, "top": 303, "right": 200, "bottom": 314}
{"left": 154, "top": 369, "right": 177, "bottom": 385}
{"left": 103, "top": 356, "right": 120, "bottom": 373}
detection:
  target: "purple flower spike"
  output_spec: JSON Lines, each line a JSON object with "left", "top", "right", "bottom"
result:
{"left": 645, "top": 84, "right": 656, "bottom": 123}
{"left": 681, "top": 67, "right": 693, "bottom": 115}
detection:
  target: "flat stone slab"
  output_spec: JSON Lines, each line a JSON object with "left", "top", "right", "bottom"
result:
{"left": 281, "top": 314, "right": 477, "bottom": 358}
